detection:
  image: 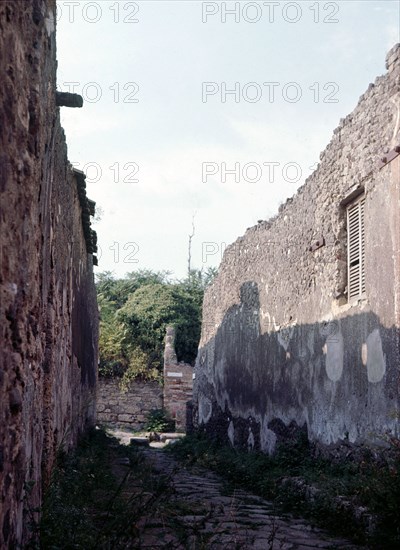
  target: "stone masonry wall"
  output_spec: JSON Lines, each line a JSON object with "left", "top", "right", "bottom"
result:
{"left": 194, "top": 45, "right": 400, "bottom": 455}
{"left": 0, "top": 1, "right": 98, "bottom": 546}
{"left": 164, "top": 326, "right": 194, "bottom": 432}
{"left": 97, "top": 379, "right": 163, "bottom": 430}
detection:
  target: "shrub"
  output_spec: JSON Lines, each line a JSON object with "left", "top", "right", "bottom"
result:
{"left": 145, "top": 409, "right": 175, "bottom": 432}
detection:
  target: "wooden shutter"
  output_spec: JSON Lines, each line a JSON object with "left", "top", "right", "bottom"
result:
{"left": 347, "top": 196, "right": 365, "bottom": 300}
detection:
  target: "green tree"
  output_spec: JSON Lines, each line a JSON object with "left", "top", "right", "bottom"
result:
{"left": 96, "top": 268, "right": 217, "bottom": 384}
{"left": 118, "top": 282, "right": 200, "bottom": 367}
{"left": 97, "top": 294, "right": 128, "bottom": 377}
{"left": 96, "top": 269, "right": 170, "bottom": 309}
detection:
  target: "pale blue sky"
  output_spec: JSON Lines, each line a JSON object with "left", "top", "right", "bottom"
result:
{"left": 56, "top": 0, "right": 399, "bottom": 278}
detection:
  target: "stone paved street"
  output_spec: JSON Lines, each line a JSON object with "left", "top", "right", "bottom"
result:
{"left": 113, "top": 431, "right": 362, "bottom": 549}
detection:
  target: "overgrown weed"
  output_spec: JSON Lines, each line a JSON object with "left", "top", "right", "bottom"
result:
{"left": 29, "top": 427, "right": 173, "bottom": 548}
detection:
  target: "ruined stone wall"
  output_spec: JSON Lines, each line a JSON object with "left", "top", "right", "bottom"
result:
{"left": 97, "top": 379, "right": 163, "bottom": 430}
{"left": 194, "top": 45, "right": 400, "bottom": 455}
{"left": 164, "top": 327, "right": 194, "bottom": 431}
{"left": 0, "top": 1, "right": 98, "bottom": 546}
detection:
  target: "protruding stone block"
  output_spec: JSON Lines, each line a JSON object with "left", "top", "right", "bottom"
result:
{"left": 56, "top": 91, "right": 83, "bottom": 108}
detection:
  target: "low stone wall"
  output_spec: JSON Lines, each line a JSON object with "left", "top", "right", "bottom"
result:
{"left": 97, "top": 379, "right": 163, "bottom": 430}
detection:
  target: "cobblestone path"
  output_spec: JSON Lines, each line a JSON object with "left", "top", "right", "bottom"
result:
{"left": 112, "top": 431, "right": 362, "bottom": 549}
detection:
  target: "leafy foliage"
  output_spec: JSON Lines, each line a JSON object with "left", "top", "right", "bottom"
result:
{"left": 145, "top": 409, "right": 175, "bottom": 433}
{"left": 96, "top": 268, "right": 217, "bottom": 384}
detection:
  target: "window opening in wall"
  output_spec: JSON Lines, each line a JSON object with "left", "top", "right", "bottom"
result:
{"left": 347, "top": 194, "right": 365, "bottom": 301}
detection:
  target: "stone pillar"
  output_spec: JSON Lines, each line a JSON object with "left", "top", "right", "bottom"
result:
{"left": 163, "top": 326, "right": 194, "bottom": 432}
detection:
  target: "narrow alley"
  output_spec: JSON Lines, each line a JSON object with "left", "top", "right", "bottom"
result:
{"left": 112, "top": 430, "right": 363, "bottom": 549}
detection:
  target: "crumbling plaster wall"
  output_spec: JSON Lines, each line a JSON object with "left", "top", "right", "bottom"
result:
{"left": 0, "top": 1, "right": 98, "bottom": 546}
{"left": 194, "top": 45, "right": 400, "bottom": 455}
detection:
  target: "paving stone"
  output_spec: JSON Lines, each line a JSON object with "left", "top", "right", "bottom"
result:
{"left": 114, "top": 432, "right": 363, "bottom": 549}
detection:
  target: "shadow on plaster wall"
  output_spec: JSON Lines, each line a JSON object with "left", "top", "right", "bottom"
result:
{"left": 195, "top": 282, "right": 400, "bottom": 453}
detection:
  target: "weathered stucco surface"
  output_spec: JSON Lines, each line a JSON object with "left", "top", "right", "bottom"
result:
{"left": 194, "top": 45, "right": 400, "bottom": 455}
{"left": 0, "top": 1, "right": 98, "bottom": 546}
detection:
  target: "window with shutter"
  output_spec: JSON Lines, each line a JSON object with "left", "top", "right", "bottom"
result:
{"left": 347, "top": 195, "right": 366, "bottom": 301}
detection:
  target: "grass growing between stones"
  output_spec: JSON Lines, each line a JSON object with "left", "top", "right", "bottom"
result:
{"left": 28, "top": 427, "right": 174, "bottom": 549}
{"left": 168, "top": 432, "right": 400, "bottom": 548}
{"left": 26, "top": 427, "right": 261, "bottom": 549}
